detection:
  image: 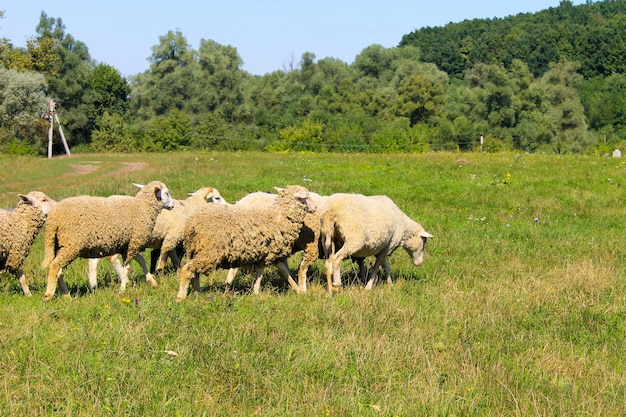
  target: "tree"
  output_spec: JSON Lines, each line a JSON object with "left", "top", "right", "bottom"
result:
{"left": 89, "top": 64, "right": 130, "bottom": 116}
{"left": 0, "top": 68, "right": 48, "bottom": 147}
{"left": 197, "top": 39, "right": 245, "bottom": 120}
{"left": 539, "top": 60, "right": 593, "bottom": 152}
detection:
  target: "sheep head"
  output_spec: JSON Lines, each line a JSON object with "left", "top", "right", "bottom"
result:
{"left": 404, "top": 229, "right": 433, "bottom": 266}
{"left": 133, "top": 181, "right": 175, "bottom": 210}
{"left": 189, "top": 187, "right": 228, "bottom": 205}
{"left": 275, "top": 186, "right": 317, "bottom": 213}
{"left": 18, "top": 191, "right": 56, "bottom": 216}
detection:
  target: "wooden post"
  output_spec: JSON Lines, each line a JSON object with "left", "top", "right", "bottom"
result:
{"left": 45, "top": 99, "right": 71, "bottom": 158}
{"left": 47, "top": 116, "right": 54, "bottom": 159}
{"left": 54, "top": 113, "right": 71, "bottom": 156}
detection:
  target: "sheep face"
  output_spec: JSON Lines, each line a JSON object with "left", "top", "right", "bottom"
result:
{"left": 18, "top": 191, "right": 56, "bottom": 215}
{"left": 134, "top": 182, "right": 174, "bottom": 210}
{"left": 197, "top": 187, "right": 228, "bottom": 205}
{"left": 276, "top": 186, "right": 317, "bottom": 213}
{"left": 404, "top": 230, "right": 433, "bottom": 266}
{"left": 157, "top": 186, "right": 175, "bottom": 210}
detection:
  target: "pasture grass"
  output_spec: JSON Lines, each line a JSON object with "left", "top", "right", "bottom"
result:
{"left": 0, "top": 151, "right": 625, "bottom": 416}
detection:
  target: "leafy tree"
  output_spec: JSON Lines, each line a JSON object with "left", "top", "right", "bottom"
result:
{"left": 26, "top": 12, "right": 97, "bottom": 147}
{"left": 90, "top": 111, "right": 135, "bottom": 152}
{"left": 89, "top": 64, "right": 130, "bottom": 116}
{"left": 0, "top": 67, "right": 48, "bottom": 148}
{"left": 143, "top": 109, "right": 191, "bottom": 151}
{"left": 538, "top": 60, "right": 594, "bottom": 152}
{"left": 196, "top": 39, "right": 245, "bottom": 121}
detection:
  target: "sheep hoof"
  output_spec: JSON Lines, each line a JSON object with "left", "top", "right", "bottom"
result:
{"left": 330, "top": 285, "right": 342, "bottom": 293}
{"left": 62, "top": 293, "right": 72, "bottom": 299}
{"left": 43, "top": 294, "right": 52, "bottom": 302}
{"left": 150, "top": 281, "right": 159, "bottom": 288}
{"left": 175, "top": 296, "right": 185, "bottom": 303}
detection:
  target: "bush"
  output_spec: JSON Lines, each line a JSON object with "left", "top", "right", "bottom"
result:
{"left": 2, "top": 138, "right": 38, "bottom": 156}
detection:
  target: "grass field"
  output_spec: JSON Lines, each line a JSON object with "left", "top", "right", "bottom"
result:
{"left": 0, "top": 151, "right": 625, "bottom": 416}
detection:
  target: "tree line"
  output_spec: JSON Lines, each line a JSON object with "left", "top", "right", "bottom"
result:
{"left": 0, "top": 0, "right": 625, "bottom": 156}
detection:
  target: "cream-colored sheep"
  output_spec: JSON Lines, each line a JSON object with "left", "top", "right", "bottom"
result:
{"left": 42, "top": 181, "right": 174, "bottom": 300}
{"left": 224, "top": 190, "right": 326, "bottom": 293}
{"left": 176, "top": 185, "right": 316, "bottom": 302}
{"left": 0, "top": 191, "right": 56, "bottom": 295}
{"left": 87, "top": 186, "right": 227, "bottom": 288}
{"left": 321, "top": 193, "right": 432, "bottom": 292}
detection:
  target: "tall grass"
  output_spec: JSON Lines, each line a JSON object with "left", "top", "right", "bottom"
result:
{"left": 0, "top": 151, "right": 625, "bottom": 415}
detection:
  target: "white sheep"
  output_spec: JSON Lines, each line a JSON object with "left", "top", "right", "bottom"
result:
{"left": 0, "top": 191, "right": 56, "bottom": 295}
{"left": 41, "top": 181, "right": 174, "bottom": 300}
{"left": 175, "top": 185, "right": 317, "bottom": 302}
{"left": 86, "top": 186, "right": 228, "bottom": 288}
{"left": 321, "top": 193, "right": 432, "bottom": 292}
{"left": 224, "top": 190, "right": 326, "bottom": 293}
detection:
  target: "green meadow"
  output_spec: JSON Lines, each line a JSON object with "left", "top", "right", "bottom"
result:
{"left": 0, "top": 151, "right": 625, "bottom": 416}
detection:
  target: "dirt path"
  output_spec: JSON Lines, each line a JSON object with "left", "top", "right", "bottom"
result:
{"left": 64, "top": 161, "right": 149, "bottom": 177}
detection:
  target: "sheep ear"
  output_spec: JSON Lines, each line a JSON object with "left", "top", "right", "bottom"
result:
{"left": 18, "top": 194, "right": 34, "bottom": 205}
{"left": 419, "top": 231, "right": 433, "bottom": 238}
{"left": 274, "top": 187, "right": 285, "bottom": 193}
{"left": 133, "top": 183, "right": 145, "bottom": 189}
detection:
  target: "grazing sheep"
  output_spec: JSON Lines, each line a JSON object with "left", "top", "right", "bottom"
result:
{"left": 225, "top": 190, "right": 327, "bottom": 293}
{"left": 321, "top": 193, "right": 432, "bottom": 292}
{"left": 0, "top": 191, "right": 56, "bottom": 295}
{"left": 86, "top": 186, "right": 228, "bottom": 288}
{"left": 42, "top": 181, "right": 174, "bottom": 300}
{"left": 176, "top": 185, "right": 317, "bottom": 302}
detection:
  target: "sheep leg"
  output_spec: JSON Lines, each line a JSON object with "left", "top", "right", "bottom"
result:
{"left": 155, "top": 251, "right": 168, "bottom": 273}
{"left": 297, "top": 261, "right": 309, "bottom": 293}
{"left": 133, "top": 254, "right": 158, "bottom": 288}
{"left": 169, "top": 250, "right": 181, "bottom": 270}
{"left": 117, "top": 262, "right": 132, "bottom": 292}
{"left": 191, "top": 275, "right": 201, "bottom": 293}
{"left": 252, "top": 265, "right": 265, "bottom": 295}
{"left": 87, "top": 258, "right": 99, "bottom": 290}
{"left": 149, "top": 248, "right": 160, "bottom": 273}
{"left": 276, "top": 261, "right": 300, "bottom": 293}
{"left": 326, "top": 245, "right": 349, "bottom": 293}
{"left": 382, "top": 260, "right": 392, "bottom": 285}
{"left": 225, "top": 267, "right": 239, "bottom": 286}
{"left": 15, "top": 270, "right": 32, "bottom": 297}
{"left": 365, "top": 253, "right": 388, "bottom": 290}
{"left": 43, "top": 261, "right": 62, "bottom": 301}
{"left": 57, "top": 270, "right": 70, "bottom": 297}
{"left": 176, "top": 262, "right": 196, "bottom": 302}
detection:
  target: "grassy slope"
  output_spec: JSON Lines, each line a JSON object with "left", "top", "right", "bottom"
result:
{"left": 0, "top": 151, "right": 625, "bottom": 416}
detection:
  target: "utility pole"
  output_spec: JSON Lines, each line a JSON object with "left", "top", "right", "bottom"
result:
{"left": 44, "top": 99, "right": 71, "bottom": 159}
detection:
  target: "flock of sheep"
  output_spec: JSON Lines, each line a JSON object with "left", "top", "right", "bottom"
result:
{"left": 0, "top": 179, "right": 432, "bottom": 302}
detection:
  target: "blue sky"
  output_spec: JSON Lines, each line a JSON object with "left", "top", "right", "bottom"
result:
{"left": 2, "top": 1, "right": 586, "bottom": 77}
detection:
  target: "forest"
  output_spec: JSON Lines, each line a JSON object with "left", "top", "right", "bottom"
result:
{"left": 1, "top": 0, "right": 626, "bottom": 155}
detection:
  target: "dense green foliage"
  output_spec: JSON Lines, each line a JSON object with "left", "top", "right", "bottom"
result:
{"left": 1, "top": 2, "right": 626, "bottom": 155}
{"left": 0, "top": 151, "right": 625, "bottom": 415}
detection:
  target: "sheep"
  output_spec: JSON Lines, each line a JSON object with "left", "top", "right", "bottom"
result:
{"left": 41, "top": 181, "right": 174, "bottom": 300}
{"left": 321, "top": 193, "right": 432, "bottom": 292}
{"left": 224, "top": 190, "right": 326, "bottom": 293}
{"left": 0, "top": 191, "right": 56, "bottom": 296}
{"left": 175, "top": 185, "right": 317, "bottom": 302}
{"left": 86, "top": 186, "right": 228, "bottom": 288}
